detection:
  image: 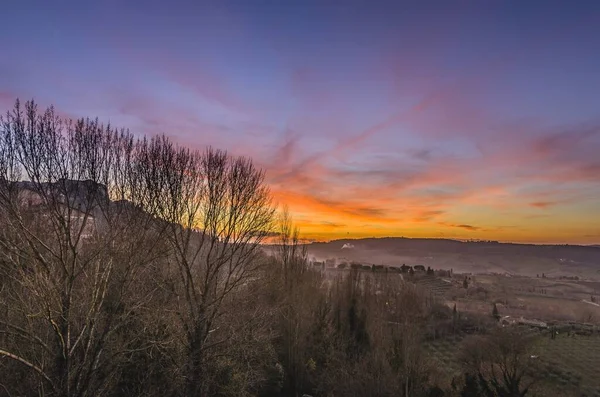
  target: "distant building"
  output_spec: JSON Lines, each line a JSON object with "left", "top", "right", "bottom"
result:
{"left": 501, "top": 316, "right": 547, "bottom": 329}
{"left": 517, "top": 317, "right": 547, "bottom": 329}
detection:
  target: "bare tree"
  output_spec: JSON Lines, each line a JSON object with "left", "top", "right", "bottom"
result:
{"left": 0, "top": 100, "right": 167, "bottom": 396}
{"left": 277, "top": 206, "right": 308, "bottom": 287}
{"left": 133, "top": 136, "right": 276, "bottom": 396}
{"left": 460, "top": 328, "right": 539, "bottom": 397}
{"left": 273, "top": 207, "right": 316, "bottom": 396}
{"left": 0, "top": 98, "right": 457, "bottom": 397}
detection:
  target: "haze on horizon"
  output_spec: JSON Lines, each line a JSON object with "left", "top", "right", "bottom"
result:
{"left": 1, "top": 1, "right": 599, "bottom": 245}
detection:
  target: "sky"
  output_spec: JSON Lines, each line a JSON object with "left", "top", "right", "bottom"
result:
{"left": 1, "top": 1, "right": 600, "bottom": 244}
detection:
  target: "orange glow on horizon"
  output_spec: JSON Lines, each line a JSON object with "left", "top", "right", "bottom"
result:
{"left": 270, "top": 187, "right": 600, "bottom": 246}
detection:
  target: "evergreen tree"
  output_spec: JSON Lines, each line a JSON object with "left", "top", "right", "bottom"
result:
{"left": 452, "top": 303, "right": 458, "bottom": 332}
{"left": 492, "top": 303, "right": 500, "bottom": 321}
{"left": 461, "top": 373, "right": 483, "bottom": 397}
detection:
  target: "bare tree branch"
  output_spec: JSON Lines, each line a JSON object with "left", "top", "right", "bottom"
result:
{"left": 0, "top": 349, "right": 55, "bottom": 391}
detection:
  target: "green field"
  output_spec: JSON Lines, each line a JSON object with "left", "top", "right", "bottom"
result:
{"left": 415, "top": 276, "right": 453, "bottom": 298}
{"left": 536, "top": 334, "right": 600, "bottom": 396}
{"left": 424, "top": 332, "right": 600, "bottom": 396}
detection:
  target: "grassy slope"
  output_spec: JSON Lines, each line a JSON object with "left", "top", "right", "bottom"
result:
{"left": 424, "top": 332, "right": 600, "bottom": 397}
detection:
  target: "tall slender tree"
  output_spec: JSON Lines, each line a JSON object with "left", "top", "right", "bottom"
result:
{"left": 133, "top": 136, "right": 276, "bottom": 396}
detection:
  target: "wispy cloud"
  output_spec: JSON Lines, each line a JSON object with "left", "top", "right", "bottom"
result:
{"left": 455, "top": 224, "right": 482, "bottom": 232}
{"left": 438, "top": 222, "right": 484, "bottom": 232}
{"left": 530, "top": 201, "right": 556, "bottom": 209}
{"left": 3, "top": 1, "right": 600, "bottom": 244}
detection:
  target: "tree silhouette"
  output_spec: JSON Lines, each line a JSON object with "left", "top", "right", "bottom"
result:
{"left": 492, "top": 303, "right": 500, "bottom": 321}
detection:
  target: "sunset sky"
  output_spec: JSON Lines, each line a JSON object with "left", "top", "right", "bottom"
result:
{"left": 1, "top": 1, "right": 599, "bottom": 244}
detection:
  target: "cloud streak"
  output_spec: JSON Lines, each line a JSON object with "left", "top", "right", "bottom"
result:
{"left": 2, "top": 1, "right": 600, "bottom": 244}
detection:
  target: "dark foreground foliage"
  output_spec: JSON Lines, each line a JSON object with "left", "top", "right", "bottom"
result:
{"left": 0, "top": 101, "right": 542, "bottom": 396}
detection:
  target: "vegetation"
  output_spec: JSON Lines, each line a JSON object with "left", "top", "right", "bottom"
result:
{"left": 425, "top": 331, "right": 600, "bottom": 397}
{"left": 0, "top": 100, "right": 597, "bottom": 396}
{"left": 492, "top": 303, "right": 500, "bottom": 321}
{"left": 459, "top": 328, "right": 538, "bottom": 396}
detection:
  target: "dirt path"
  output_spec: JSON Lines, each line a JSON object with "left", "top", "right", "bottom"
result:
{"left": 582, "top": 299, "right": 600, "bottom": 307}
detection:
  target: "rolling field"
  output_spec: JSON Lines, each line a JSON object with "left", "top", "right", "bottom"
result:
{"left": 305, "top": 238, "right": 600, "bottom": 280}
{"left": 415, "top": 276, "right": 453, "bottom": 298}
{"left": 536, "top": 335, "right": 600, "bottom": 396}
{"left": 424, "top": 332, "right": 600, "bottom": 396}
{"left": 449, "top": 273, "right": 600, "bottom": 324}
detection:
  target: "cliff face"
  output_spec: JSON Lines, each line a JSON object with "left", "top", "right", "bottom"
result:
{"left": 13, "top": 179, "right": 108, "bottom": 209}
{"left": 60, "top": 179, "right": 109, "bottom": 208}
{"left": 14, "top": 179, "right": 109, "bottom": 209}
{"left": 9, "top": 179, "right": 113, "bottom": 238}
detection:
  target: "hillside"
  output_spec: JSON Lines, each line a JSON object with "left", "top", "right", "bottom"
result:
{"left": 305, "top": 237, "right": 600, "bottom": 279}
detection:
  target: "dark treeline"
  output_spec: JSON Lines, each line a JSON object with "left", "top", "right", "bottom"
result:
{"left": 0, "top": 100, "right": 539, "bottom": 397}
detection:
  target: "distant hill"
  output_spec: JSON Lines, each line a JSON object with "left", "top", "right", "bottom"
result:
{"left": 305, "top": 237, "right": 600, "bottom": 279}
